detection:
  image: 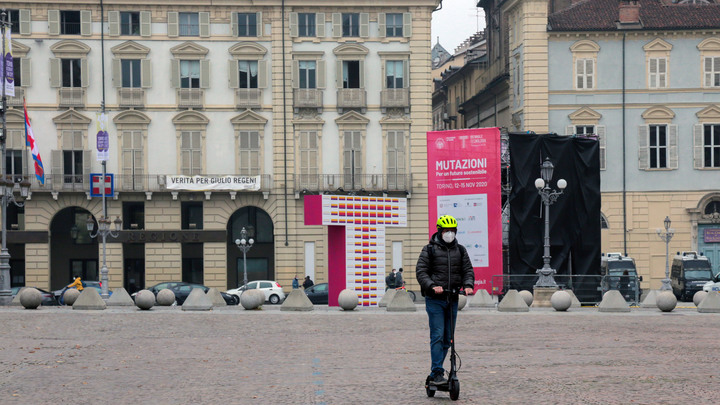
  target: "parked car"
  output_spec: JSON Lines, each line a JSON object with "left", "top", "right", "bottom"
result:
{"left": 12, "top": 286, "right": 57, "bottom": 305}
{"left": 226, "top": 280, "right": 286, "bottom": 304}
{"left": 304, "top": 282, "right": 328, "bottom": 305}
{"left": 138, "top": 282, "right": 238, "bottom": 305}
{"left": 702, "top": 272, "right": 720, "bottom": 292}
{"left": 53, "top": 281, "right": 112, "bottom": 305}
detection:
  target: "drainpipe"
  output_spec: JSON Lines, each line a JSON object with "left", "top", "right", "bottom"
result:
{"left": 282, "top": 0, "right": 289, "bottom": 246}
{"left": 622, "top": 32, "right": 627, "bottom": 256}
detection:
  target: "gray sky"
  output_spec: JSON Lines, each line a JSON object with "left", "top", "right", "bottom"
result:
{"left": 431, "top": 0, "right": 485, "bottom": 54}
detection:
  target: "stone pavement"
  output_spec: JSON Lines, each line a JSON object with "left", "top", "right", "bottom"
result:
{"left": 0, "top": 304, "right": 717, "bottom": 404}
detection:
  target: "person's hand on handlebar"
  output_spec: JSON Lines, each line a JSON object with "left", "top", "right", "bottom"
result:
{"left": 432, "top": 286, "right": 444, "bottom": 294}
{"left": 464, "top": 288, "right": 474, "bottom": 296}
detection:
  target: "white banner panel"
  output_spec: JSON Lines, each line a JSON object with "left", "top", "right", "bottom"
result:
{"left": 165, "top": 175, "right": 261, "bottom": 191}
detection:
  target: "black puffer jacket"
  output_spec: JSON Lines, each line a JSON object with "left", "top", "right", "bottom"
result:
{"left": 416, "top": 232, "right": 475, "bottom": 298}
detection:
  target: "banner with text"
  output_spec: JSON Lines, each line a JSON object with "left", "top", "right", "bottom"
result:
{"left": 165, "top": 175, "right": 261, "bottom": 191}
{"left": 427, "top": 128, "right": 502, "bottom": 294}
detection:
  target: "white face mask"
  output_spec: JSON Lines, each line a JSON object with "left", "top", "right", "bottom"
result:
{"left": 442, "top": 231, "right": 456, "bottom": 244}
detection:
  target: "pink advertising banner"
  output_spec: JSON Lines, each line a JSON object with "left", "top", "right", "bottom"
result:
{"left": 427, "top": 128, "right": 503, "bottom": 294}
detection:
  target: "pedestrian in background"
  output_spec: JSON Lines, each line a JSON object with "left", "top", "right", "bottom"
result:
{"left": 303, "top": 276, "right": 314, "bottom": 289}
{"left": 386, "top": 269, "right": 397, "bottom": 290}
{"left": 396, "top": 268, "right": 404, "bottom": 288}
{"left": 292, "top": 275, "right": 300, "bottom": 289}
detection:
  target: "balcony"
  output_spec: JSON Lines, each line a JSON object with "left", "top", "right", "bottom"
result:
{"left": 337, "top": 88, "right": 366, "bottom": 113}
{"left": 177, "top": 88, "right": 204, "bottom": 109}
{"left": 294, "top": 173, "right": 412, "bottom": 194}
{"left": 235, "top": 88, "right": 262, "bottom": 109}
{"left": 6, "top": 88, "right": 25, "bottom": 107}
{"left": 118, "top": 88, "right": 145, "bottom": 108}
{"left": 293, "top": 88, "right": 323, "bottom": 111}
{"left": 59, "top": 88, "right": 85, "bottom": 107}
{"left": 380, "top": 88, "right": 409, "bottom": 112}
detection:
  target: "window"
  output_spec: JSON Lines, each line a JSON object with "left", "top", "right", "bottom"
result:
{"left": 121, "top": 60, "right": 141, "bottom": 88}
{"left": 342, "top": 13, "right": 359, "bottom": 37}
{"left": 299, "top": 61, "right": 316, "bottom": 89}
{"left": 122, "top": 130, "right": 144, "bottom": 188}
{"left": 649, "top": 125, "right": 667, "bottom": 169}
{"left": 649, "top": 58, "right": 667, "bottom": 88}
{"left": 180, "top": 60, "right": 200, "bottom": 88}
{"left": 122, "top": 202, "right": 145, "bottom": 230}
{"left": 238, "top": 61, "right": 258, "bottom": 89}
{"left": 576, "top": 58, "right": 594, "bottom": 89}
{"left": 180, "top": 131, "right": 202, "bottom": 175}
{"left": 182, "top": 202, "right": 203, "bottom": 229}
{"left": 704, "top": 124, "right": 720, "bottom": 168}
{"left": 343, "top": 131, "right": 362, "bottom": 187}
{"left": 238, "top": 131, "right": 260, "bottom": 175}
{"left": 8, "top": 10, "right": 20, "bottom": 34}
{"left": 298, "top": 13, "right": 315, "bottom": 37}
{"left": 12, "top": 58, "right": 22, "bottom": 87}
{"left": 181, "top": 244, "right": 203, "bottom": 284}
{"left": 60, "top": 10, "right": 81, "bottom": 35}
{"left": 179, "top": 12, "right": 199, "bottom": 36}
{"left": 575, "top": 125, "right": 595, "bottom": 135}
{"left": 238, "top": 13, "right": 257, "bottom": 36}
{"left": 5, "top": 149, "right": 23, "bottom": 182}
{"left": 63, "top": 151, "right": 83, "bottom": 184}
{"left": 299, "top": 131, "right": 319, "bottom": 187}
{"left": 387, "top": 131, "right": 406, "bottom": 188}
{"left": 386, "top": 13, "right": 403, "bottom": 37}
{"left": 62, "top": 59, "right": 82, "bottom": 87}
{"left": 120, "top": 12, "right": 140, "bottom": 36}
{"left": 342, "top": 61, "right": 360, "bottom": 88}
{"left": 705, "top": 57, "right": 720, "bottom": 87}
{"left": 386, "top": 61, "right": 404, "bottom": 88}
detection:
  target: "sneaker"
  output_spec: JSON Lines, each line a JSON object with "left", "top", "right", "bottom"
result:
{"left": 429, "top": 371, "right": 448, "bottom": 386}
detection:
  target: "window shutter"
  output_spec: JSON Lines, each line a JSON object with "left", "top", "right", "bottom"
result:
{"left": 360, "top": 13, "right": 369, "bottom": 38}
{"left": 258, "top": 60, "right": 268, "bottom": 89}
{"left": 587, "top": 60, "right": 594, "bottom": 89}
{"left": 112, "top": 59, "right": 121, "bottom": 87}
{"left": 81, "top": 10, "right": 92, "bottom": 36}
{"left": 332, "top": 13, "right": 341, "bottom": 38}
{"left": 638, "top": 125, "right": 649, "bottom": 170}
{"left": 566, "top": 125, "right": 574, "bottom": 135}
{"left": 336, "top": 60, "right": 343, "bottom": 88}
{"left": 291, "top": 60, "right": 299, "bottom": 89}
{"left": 256, "top": 12, "right": 263, "bottom": 37}
{"left": 659, "top": 58, "right": 667, "bottom": 88}
{"left": 231, "top": 13, "right": 238, "bottom": 37}
{"left": 200, "top": 60, "right": 210, "bottom": 89}
{"left": 576, "top": 59, "right": 583, "bottom": 89}
{"left": 81, "top": 59, "right": 89, "bottom": 87}
{"left": 403, "top": 13, "right": 412, "bottom": 38}
{"left": 108, "top": 11, "right": 120, "bottom": 36}
{"left": 83, "top": 150, "right": 91, "bottom": 178}
{"left": 48, "top": 10, "right": 60, "bottom": 36}
{"left": 317, "top": 60, "right": 326, "bottom": 89}
{"left": 316, "top": 13, "right": 325, "bottom": 38}
{"left": 19, "top": 9, "right": 31, "bottom": 35}
{"left": 141, "top": 59, "right": 152, "bottom": 88}
{"left": 290, "top": 12, "right": 298, "bottom": 38}
{"left": 140, "top": 11, "right": 152, "bottom": 37}
{"left": 403, "top": 60, "right": 409, "bottom": 88}
{"left": 50, "top": 58, "right": 61, "bottom": 87}
{"left": 51, "top": 150, "right": 62, "bottom": 178}
{"left": 359, "top": 60, "right": 365, "bottom": 88}
{"left": 199, "top": 12, "right": 210, "bottom": 37}
{"left": 705, "top": 57, "right": 712, "bottom": 87}
{"left": 597, "top": 125, "right": 606, "bottom": 171}
{"left": 668, "top": 124, "right": 678, "bottom": 169}
{"left": 228, "top": 60, "right": 239, "bottom": 88}
{"left": 378, "top": 13, "right": 386, "bottom": 38}
{"left": 167, "top": 12, "right": 179, "bottom": 37}
{"left": 170, "top": 59, "right": 180, "bottom": 88}
{"left": 694, "top": 124, "right": 704, "bottom": 169}
{"left": 21, "top": 58, "right": 31, "bottom": 87}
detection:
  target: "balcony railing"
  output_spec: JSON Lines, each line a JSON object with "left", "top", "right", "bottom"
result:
{"left": 294, "top": 173, "right": 412, "bottom": 194}
{"left": 235, "top": 88, "right": 262, "bottom": 109}
{"left": 293, "top": 88, "right": 323, "bottom": 109}
{"left": 59, "top": 87, "right": 85, "bottom": 107}
{"left": 30, "top": 174, "right": 274, "bottom": 193}
{"left": 118, "top": 88, "right": 145, "bottom": 107}
{"left": 475, "top": 59, "right": 510, "bottom": 93}
{"left": 6, "top": 88, "right": 25, "bottom": 107}
{"left": 380, "top": 88, "right": 409, "bottom": 109}
{"left": 337, "top": 88, "right": 366, "bottom": 111}
{"left": 177, "top": 88, "right": 204, "bottom": 109}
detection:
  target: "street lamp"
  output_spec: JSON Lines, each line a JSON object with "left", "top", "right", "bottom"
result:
{"left": 656, "top": 216, "right": 674, "bottom": 291}
{"left": 234, "top": 227, "right": 254, "bottom": 288}
{"left": 87, "top": 215, "right": 122, "bottom": 299}
{"left": 534, "top": 158, "right": 567, "bottom": 287}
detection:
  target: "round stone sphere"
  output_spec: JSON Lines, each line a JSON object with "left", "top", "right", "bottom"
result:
{"left": 250, "top": 289, "right": 266, "bottom": 306}
{"left": 135, "top": 290, "right": 156, "bottom": 310}
{"left": 656, "top": 291, "right": 677, "bottom": 312}
{"left": 458, "top": 294, "right": 467, "bottom": 311}
{"left": 20, "top": 288, "right": 42, "bottom": 309}
{"left": 240, "top": 290, "right": 263, "bottom": 310}
{"left": 519, "top": 290, "right": 534, "bottom": 306}
{"left": 693, "top": 290, "right": 708, "bottom": 307}
{"left": 551, "top": 290, "right": 572, "bottom": 312}
{"left": 156, "top": 289, "right": 176, "bottom": 306}
{"left": 338, "top": 289, "right": 358, "bottom": 310}
{"left": 63, "top": 288, "right": 80, "bottom": 306}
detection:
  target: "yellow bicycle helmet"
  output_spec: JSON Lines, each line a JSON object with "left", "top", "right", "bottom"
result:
{"left": 436, "top": 215, "right": 458, "bottom": 229}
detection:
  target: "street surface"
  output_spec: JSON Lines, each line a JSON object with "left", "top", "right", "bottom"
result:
{"left": 0, "top": 304, "right": 716, "bottom": 404}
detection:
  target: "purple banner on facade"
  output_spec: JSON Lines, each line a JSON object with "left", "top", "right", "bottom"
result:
{"left": 703, "top": 228, "right": 720, "bottom": 243}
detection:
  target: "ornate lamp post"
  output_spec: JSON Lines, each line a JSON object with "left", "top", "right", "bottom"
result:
{"left": 87, "top": 215, "right": 122, "bottom": 299}
{"left": 656, "top": 216, "right": 674, "bottom": 291}
{"left": 234, "top": 227, "right": 254, "bottom": 288}
{"left": 534, "top": 158, "right": 567, "bottom": 287}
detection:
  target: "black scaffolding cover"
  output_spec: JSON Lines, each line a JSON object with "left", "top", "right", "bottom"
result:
{"left": 508, "top": 133, "right": 601, "bottom": 300}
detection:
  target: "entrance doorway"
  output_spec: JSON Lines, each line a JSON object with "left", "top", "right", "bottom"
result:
{"left": 698, "top": 224, "right": 720, "bottom": 276}
{"left": 226, "top": 206, "right": 274, "bottom": 289}
{"left": 50, "top": 207, "right": 98, "bottom": 290}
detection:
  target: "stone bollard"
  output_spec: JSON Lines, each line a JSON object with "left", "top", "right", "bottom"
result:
{"left": 656, "top": 291, "right": 677, "bottom": 312}
{"left": 457, "top": 294, "right": 467, "bottom": 310}
{"left": 20, "top": 288, "right": 42, "bottom": 309}
{"left": 156, "top": 289, "right": 175, "bottom": 306}
{"left": 135, "top": 290, "right": 155, "bottom": 310}
{"left": 63, "top": 289, "right": 80, "bottom": 306}
{"left": 240, "top": 290, "right": 264, "bottom": 310}
{"left": 338, "top": 289, "right": 359, "bottom": 310}
{"left": 693, "top": 291, "right": 707, "bottom": 307}
{"left": 519, "top": 290, "right": 534, "bottom": 307}
{"left": 551, "top": 290, "right": 572, "bottom": 312}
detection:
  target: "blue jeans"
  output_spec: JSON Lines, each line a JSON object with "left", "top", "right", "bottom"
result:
{"left": 425, "top": 296, "right": 458, "bottom": 375}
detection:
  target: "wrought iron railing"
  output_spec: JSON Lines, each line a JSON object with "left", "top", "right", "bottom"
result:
{"left": 294, "top": 173, "right": 411, "bottom": 193}
{"left": 28, "top": 174, "right": 274, "bottom": 193}
{"left": 118, "top": 88, "right": 145, "bottom": 107}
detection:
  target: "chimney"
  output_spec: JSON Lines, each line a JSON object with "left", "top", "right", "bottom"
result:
{"left": 619, "top": 1, "right": 641, "bottom": 24}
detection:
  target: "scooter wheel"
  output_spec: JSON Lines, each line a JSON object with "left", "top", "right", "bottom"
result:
{"left": 449, "top": 378, "right": 460, "bottom": 401}
{"left": 425, "top": 377, "right": 435, "bottom": 397}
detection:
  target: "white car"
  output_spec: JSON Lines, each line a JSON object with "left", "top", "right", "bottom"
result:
{"left": 226, "top": 280, "right": 286, "bottom": 304}
{"left": 703, "top": 279, "right": 720, "bottom": 293}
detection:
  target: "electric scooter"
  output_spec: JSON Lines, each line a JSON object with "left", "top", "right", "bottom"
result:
{"left": 425, "top": 289, "right": 465, "bottom": 401}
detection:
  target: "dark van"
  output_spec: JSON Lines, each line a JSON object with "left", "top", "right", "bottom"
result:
{"left": 671, "top": 251, "right": 714, "bottom": 301}
{"left": 601, "top": 253, "right": 642, "bottom": 303}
